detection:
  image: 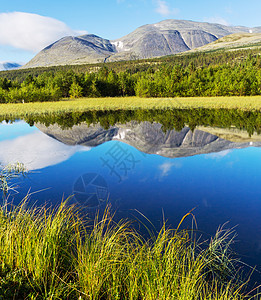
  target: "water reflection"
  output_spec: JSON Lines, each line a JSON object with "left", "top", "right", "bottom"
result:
{"left": 0, "top": 129, "right": 90, "bottom": 170}
{"left": 36, "top": 121, "right": 261, "bottom": 159}
{"left": 3, "top": 107, "right": 261, "bottom": 136}
{"left": 1, "top": 116, "right": 261, "bottom": 284}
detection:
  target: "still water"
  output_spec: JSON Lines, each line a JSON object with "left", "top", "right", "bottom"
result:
{"left": 1, "top": 118, "right": 261, "bottom": 281}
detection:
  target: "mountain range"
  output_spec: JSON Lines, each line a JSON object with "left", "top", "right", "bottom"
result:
{"left": 24, "top": 19, "right": 261, "bottom": 69}
{"left": 36, "top": 121, "right": 260, "bottom": 158}
{"left": 0, "top": 62, "right": 22, "bottom": 71}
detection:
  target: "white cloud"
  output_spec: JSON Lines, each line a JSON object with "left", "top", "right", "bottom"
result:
{"left": 0, "top": 131, "right": 90, "bottom": 170}
{"left": 204, "top": 16, "right": 230, "bottom": 26}
{"left": 0, "top": 12, "right": 87, "bottom": 52}
{"left": 155, "top": 0, "right": 179, "bottom": 16}
{"left": 158, "top": 161, "right": 181, "bottom": 177}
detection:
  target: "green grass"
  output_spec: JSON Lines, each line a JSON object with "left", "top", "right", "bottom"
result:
{"left": 0, "top": 200, "right": 258, "bottom": 299}
{"left": 1, "top": 96, "right": 261, "bottom": 119}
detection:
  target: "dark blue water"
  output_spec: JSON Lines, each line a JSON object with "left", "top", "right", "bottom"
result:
{"left": 1, "top": 120, "right": 261, "bottom": 282}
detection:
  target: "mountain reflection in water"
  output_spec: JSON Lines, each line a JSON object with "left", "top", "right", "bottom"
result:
{"left": 1, "top": 116, "right": 261, "bottom": 284}
{"left": 36, "top": 121, "right": 261, "bottom": 159}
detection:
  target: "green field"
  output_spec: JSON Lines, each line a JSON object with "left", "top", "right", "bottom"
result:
{"left": 1, "top": 96, "right": 261, "bottom": 118}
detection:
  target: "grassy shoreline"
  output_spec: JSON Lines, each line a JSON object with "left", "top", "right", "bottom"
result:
{"left": 0, "top": 201, "right": 255, "bottom": 299}
{"left": 1, "top": 96, "right": 261, "bottom": 118}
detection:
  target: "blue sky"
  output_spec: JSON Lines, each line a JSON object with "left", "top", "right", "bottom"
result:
{"left": 1, "top": 0, "right": 261, "bottom": 64}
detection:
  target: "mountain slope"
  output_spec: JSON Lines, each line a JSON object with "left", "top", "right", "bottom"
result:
{"left": 25, "top": 34, "right": 116, "bottom": 68}
{"left": 23, "top": 19, "right": 261, "bottom": 68}
{"left": 188, "top": 32, "right": 261, "bottom": 53}
{"left": 108, "top": 19, "right": 246, "bottom": 61}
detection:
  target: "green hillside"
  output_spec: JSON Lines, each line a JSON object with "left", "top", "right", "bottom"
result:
{"left": 1, "top": 46, "right": 261, "bottom": 82}
{"left": 0, "top": 47, "right": 261, "bottom": 103}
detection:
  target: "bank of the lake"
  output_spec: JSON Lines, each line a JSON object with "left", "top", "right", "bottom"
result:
{"left": 0, "top": 200, "right": 255, "bottom": 299}
{"left": 1, "top": 96, "right": 261, "bottom": 118}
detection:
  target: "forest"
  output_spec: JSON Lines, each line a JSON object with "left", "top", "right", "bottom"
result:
{"left": 1, "top": 48, "right": 261, "bottom": 103}
{"left": 2, "top": 108, "right": 261, "bottom": 137}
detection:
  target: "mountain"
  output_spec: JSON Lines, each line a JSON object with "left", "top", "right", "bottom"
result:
{"left": 23, "top": 19, "right": 261, "bottom": 68}
{"left": 188, "top": 32, "right": 261, "bottom": 53}
{"left": 36, "top": 122, "right": 261, "bottom": 158}
{"left": 0, "top": 62, "right": 21, "bottom": 71}
{"left": 24, "top": 35, "right": 116, "bottom": 67}
{"left": 107, "top": 19, "right": 254, "bottom": 62}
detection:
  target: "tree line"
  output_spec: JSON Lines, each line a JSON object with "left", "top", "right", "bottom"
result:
{"left": 2, "top": 47, "right": 261, "bottom": 82}
{"left": 2, "top": 108, "right": 261, "bottom": 137}
{"left": 1, "top": 51, "right": 261, "bottom": 102}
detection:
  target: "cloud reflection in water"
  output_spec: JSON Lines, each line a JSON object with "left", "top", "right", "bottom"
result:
{"left": 0, "top": 131, "right": 90, "bottom": 170}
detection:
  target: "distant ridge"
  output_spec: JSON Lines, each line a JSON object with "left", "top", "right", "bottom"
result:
{"left": 23, "top": 19, "right": 261, "bottom": 68}
{"left": 0, "top": 62, "right": 21, "bottom": 71}
{"left": 188, "top": 32, "right": 261, "bottom": 53}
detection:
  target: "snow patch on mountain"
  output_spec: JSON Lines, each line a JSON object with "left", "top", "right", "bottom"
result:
{"left": 111, "top": 41, "right": 130, "bottom": 52}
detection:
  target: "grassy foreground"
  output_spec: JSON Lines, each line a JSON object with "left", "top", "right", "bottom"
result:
{"left": 1, "top": 96, "right": 261, "bottom": 118}
{"left": 0, "top": 201, "right": 257, "bottom": 300}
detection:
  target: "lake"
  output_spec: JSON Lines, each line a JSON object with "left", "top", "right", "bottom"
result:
{"left": 1, "top": 109, "right": 261, "bottom": 284}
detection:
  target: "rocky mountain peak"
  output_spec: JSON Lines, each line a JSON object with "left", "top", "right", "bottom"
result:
{"left": 23, "top": 19, "right": 261, "bottom": 68}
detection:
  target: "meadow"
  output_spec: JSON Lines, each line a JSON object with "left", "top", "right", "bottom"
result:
{"left": 1, "top": 96, "right": 261, "bottom": 119}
